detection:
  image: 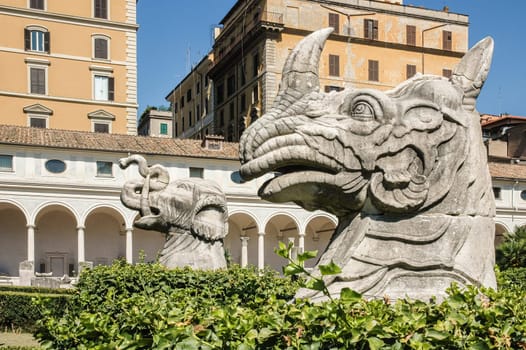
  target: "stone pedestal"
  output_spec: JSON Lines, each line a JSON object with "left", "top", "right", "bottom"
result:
{"left": 18, "top": 260, "right": 34, "bottom": 286}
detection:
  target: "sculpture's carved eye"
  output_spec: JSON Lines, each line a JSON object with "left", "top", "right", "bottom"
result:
{"left": 352, "top": 102, "right": 374, "bottom": 120}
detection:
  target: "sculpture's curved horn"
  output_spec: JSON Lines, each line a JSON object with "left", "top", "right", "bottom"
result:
{"left": 270, "top": 27, "right": 333, "bottom": 115}
{"left": 450, "top": 36, "right": 494, "bottom": 112}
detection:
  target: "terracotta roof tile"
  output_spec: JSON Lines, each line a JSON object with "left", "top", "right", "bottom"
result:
{"left": 0, "top": 125, "right": 239, "bottom": 160}
{"left": 489, "top": 162, "right": 526, "bottom": 180}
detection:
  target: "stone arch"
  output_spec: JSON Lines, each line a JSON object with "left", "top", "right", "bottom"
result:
{"left": 494, "top": 222, "right": 510, "bottom": 247}
{"left": 33, "top": 202, "right": 79, "bottom": 276}
{"left": 83, "top": 205, "right": 128, "bottom": 267}
{"left": 303, "top": 214, "right": 338, "bottom": 268}
{"left": 263, "top": 212, "right": 301, "bottom": 272}
{"left": 0, "top": 201, "right": 29, "bottom": 276}
{"left": 225, "top": 210, "right": 261, "bottom": 267}
{"left": 131, "top": 213, "right": 165, "bottom": 264}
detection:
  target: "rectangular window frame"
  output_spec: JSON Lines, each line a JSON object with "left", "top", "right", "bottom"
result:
{"left": 25, "top": 29, "right": 50, "bottom": 53}
{"left": 368, "top": 59, "right": 379, "bottom": 82}
{"left": 329, "top": 13, "right": 340, "bottom": 34}
{"left": 28, "top": 115, "right": 48, "bottom": 128}
{"left": 329, "top": 54, "right": 340, "bottom": 77}
{"left": 93, "top": 122, "right": 110, "bottom": 133}
{"left": 92, "top": 73, "right": 114, "bottom": 101}
{"left": 0, "top": 154, "right": 14, "bottom": 172}
{"left": 442, "top": 30, "right": 452, "bottom": 51}
{"left": 406, "top": 64, "right": 417, "bottom": 79}
{"left": 160, "top": 123, "right": 168, "bottom": 135}
{"left": 189, "top": 167, "right": 204, "bottom": 178}
{"left": 94, "top": 0, "right": 109, "bottom": 19}
{"left": 29, "top": 0, "right": 45, "bottom": 10}
{"left": 93, "top": 36, "right": 109, "bottom": 60}
{"left": 364, "top": 19, "right": 379, "bottom": 40}
{"left": 28, "top": 65, "right": 47, "bottom": 95}
{"left": 406, "top": 25, "right": 416, "bottom": 46}
{"left": 96, "top": 160, "right": 113, "bottom": 177}
{"left": 442, "top": 69, "right": 452, "bottom": 78}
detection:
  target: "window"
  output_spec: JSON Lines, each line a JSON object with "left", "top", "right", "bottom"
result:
{"left": 96, "top": 161, "right": 113, "bottom": 176}
{"left": 93, "top": 75, "right": 114, "bottom": 101}
{"left": 252, "top": 52, "right": 259, "bottom": 78}
{"left": 175, "top": 122, "right": 178, "bottom": 136}
{"left": 216, "top": 83, "right": 224, "bottom": 105}
{"left": 30, "top": 67, "right": 46, "bottom": 94}
{"left": 94, "top": 0, "right": 108, "bottom": 19}
{"left": 196, "top": 81, "right": 201, "bottom": 94}
{"left": 0, "top": 155, "right": 13, "bottom": 171}
{"left": 227, "top": 75, "right": 236, "bottom": 96}
{"left": 25, "top": 28, "right": 50, "bottom": 53}
{"left": 30, "top": 116, "right": 47, "bottom": 128}
{"left": 493, "top": 187, "right": 501, "bottom": 200}
{"left": 329, "top": 54, "right": 340, "bottom": 77}
{"left": 521, "top": 190, "right": 526, "bottom": 201}
{"left": 94, "top": 123, "right": 109, "bottom": 133}
{"left": 30, "top": 0, "right": 44, "bottom": 10}
{"left": 189, "top": 167, "right": 204, "bottom": 178}
{"left": 219, "top": 110, "right": 225, "bottom": 127}
{"left": 93, "top": 37, "right": 109, "bottom": 60}
{"left": 196, "top": 105, "right": 200, "bottom": 120}
{"left": 240, "top": 93, "right": 246, "bottom": 112}
{"left": 406, "top": 25, "right": 416, "bottom": 46}
{"left": 407, "top": 64, "right": 417, "bottom": 79}
{"left": 324, "top": 85, "right": 343, "bottom": 92}
{"left": 45, "top": 159, "right": 66, "bottom": 174}
{"left": 252, "top": 85, "right": 259, "bottom": 103}
{"left": 368, "top": 60, "right": 379, "bottom": 82}
{"left": 160, "top": 123, "right": 168, "bottom": 135}
{"left": 442, "top": 69, "right": 452, "bottom": 78}
{"left": 329, "top": 13, "right": 339, "bottom": 34}
{"left": 186, "top": 88, "right": 192, "bottom": 102}
{"left": 442, "top": 30, "right": 452, "bottom": 51}
{"left": 189, "top": 111, "right": 192, "bottom": 127}
{"left": 180, "top": 96, "right": 184, "bottom": 108}
{"left": 364, "top": 19, "right": 378, "bottom": 40}
{"left": 173, "top": 102, "right": 178, "bottom": 113}
{"left": 240, "top": 63, "right": 246, "bottom": 86}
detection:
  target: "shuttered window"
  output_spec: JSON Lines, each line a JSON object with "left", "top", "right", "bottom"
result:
{"left": 30, "top": 67, "right": 46, "bottom": 94}
{"left": 364, "top": 19, "right": 378, "bottom": 40}
{"left": 25, "top": 29, "right": 50, "bottom": 53}
{"left": 0, "top": 155, "right": 13, "bottom": 171}
{"left": 406, "top": 64, "right": 417, "bottom": 79}
{"left": 30, "top": 117, "right": 47, "bottom": 128}
{"left": 94, "top": 0, "right": 108, "bottom": 19}
{"left": 406, "top": 25, "right": 416, "bottom": 46}
{"left": 94, "top": 38, "right": 108, "bottom": 59}
{"left": 368, "top": 60, "right": 379, "bottom": 82}
{"left": 94, "top": 75, "right": 114, "bottom": 101}
{"left": 442, "top": 30, "right": 452, "bottom": 50}
{"left": 30, "top": 0, "right": 44, "bottom": 10}
{"left": 329, "top": 13, "right": 339, "bottom": 34}
{"left": 94, "top": 123, "right": 109, "bottom": 133}
{"left": 442, "top": 69, "right": 452, "bottom": 78}
{"left": 160, "top": 123, "right": 168, "bottom": 135}
{"left": 329, "top": 54, "right": 340, "bottom": 77}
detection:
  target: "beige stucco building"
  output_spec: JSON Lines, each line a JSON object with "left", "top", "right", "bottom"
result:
{"left": 0, "top": 0, "right": 138, "bottom": 134}
{"left": 198, "top": 0, "right": 468, "bottom": 141}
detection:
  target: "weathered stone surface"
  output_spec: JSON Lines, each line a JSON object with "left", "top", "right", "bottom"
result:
{"left": 239, "top": 28, "right": 496, "bottom": 301}
{"left": 119, "top": 155, "right": 229, "bottom": 270}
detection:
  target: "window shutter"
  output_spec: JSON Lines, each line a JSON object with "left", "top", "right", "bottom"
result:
{"left": 108, "top": 77, "right": 114, "bottom": 101}
{"left": 329, "top": 13, "right": 339, "bottom": 34}
{"left": 44, "top": 31, "right": 50, "bottom": 53}
{"left": 24, "top": 29, "right": 30, "bottom": 51}
{"left": 373, "top": 20, "right": 378, "bottom": 40}
{"left": 30, "top": 68, "right": 45, "bottom": 94}
{"left": 364, "top": 20, "right": 369, "bottom": 39}
{"left": 94, "top": 38, "right": 107, "bottom": 59}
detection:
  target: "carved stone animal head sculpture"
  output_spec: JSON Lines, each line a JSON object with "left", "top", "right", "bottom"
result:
{"left": 119, "top": 155, "right": 229, "bottom": 270}
{"left": 239, "top": 28, "right": 496, "bottom": 301}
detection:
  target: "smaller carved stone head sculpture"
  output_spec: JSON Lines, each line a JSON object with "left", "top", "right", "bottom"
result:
{"left": 119, "top": 155, "right": 229, "bottom": 269}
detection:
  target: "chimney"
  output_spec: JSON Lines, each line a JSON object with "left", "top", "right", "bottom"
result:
{"left": 202, "top": 134, "right": 224, "bottom": 150}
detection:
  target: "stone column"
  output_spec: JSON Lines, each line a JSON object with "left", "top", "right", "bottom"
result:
{"left": 77, "top": 226, "right": 85, "bottom": 263}
{"left": 126, "top": 228, "right": 133, "bottom": 263}
{"left": 26, "top": 224, "right": 35, "bottom": 263}
{"left": 240, "top": 236, "right": 250, "bottom": 267}
{"left": 298, "top": 232, "right": 305, "bottom": 255}
{"left": 258, "top": 232, "right": 265, "bottom": 270}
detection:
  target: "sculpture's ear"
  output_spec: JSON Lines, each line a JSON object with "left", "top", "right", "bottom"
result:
{"left": 450, "top": 37, "right": 494, "bottom": 112}
{"left": 192, "top": 194, "right": 228, "bottom": 240}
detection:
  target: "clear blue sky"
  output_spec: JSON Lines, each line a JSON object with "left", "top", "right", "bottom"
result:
{"left": 137, "top": 0, "right": 526, "bottom": 116}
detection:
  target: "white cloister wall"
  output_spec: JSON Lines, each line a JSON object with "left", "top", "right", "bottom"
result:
{"left": 0, "top": 142, "right": 337, "bottom": 284}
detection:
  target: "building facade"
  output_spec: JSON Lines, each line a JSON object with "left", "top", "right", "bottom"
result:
{"left": 137, "top": 108, "right": 172, "bottom": 137}
{"left": 165, "top": 55, "right": 214, "bottom": 139}
{"left": 0, "top": 0, "right": 138, "bottom": 134}
{"left": 204, "top": 0, "right": 468, "bottom": 141}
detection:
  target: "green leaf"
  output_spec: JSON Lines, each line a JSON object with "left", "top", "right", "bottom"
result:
{"left": 340, "top": 288, "right": 362, "bottom": 303}
{"left": 425, "top": 329, "right": 449, "bottom": 341}
{"left": 298, "top": 250, "right": 318, "bottom": 263}
{"left": 469, "top": 341, "right": 490, "bottom": 350}
{"left": 305, "top": 278, "right": 325, "bottom": 291}
{"left": 318, "top": 260, "right": 342, "bottom": 276}
{"left": 367, "top": 337, "right": 385, "bottom": 350}
{"left": 283, "top": 263, "right": 304, "bottom": 276}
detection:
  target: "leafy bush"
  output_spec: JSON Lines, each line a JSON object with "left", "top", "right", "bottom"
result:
{"left": 496, "top": 226, "right": 526, "bottom": 269}
{"left": 0, "top": 285, "right": 74, "bottom": 295}
{"left": 0, "top": 291, "right": 71, "bottom": 332}
{"left": 498, "top": 267, "right": 526, "bottom": 291}
{"left": 35, "top": 258, "right": 526, "bottom": 349}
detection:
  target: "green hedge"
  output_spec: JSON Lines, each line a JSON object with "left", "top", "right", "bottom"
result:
{"left": 34, "top": 261, "right": 526, "bottom": 349}
{"left": 0, "top": 291, "right": 72, "bottom": 332}
{"left": 0, "top": 285, "right": 74, "bottom": 295}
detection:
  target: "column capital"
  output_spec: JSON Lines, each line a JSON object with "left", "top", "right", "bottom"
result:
{"left": 258, "top": 231, "right": 265, "bottom": 236}
{"left": 26, "top": 224, "right": 36, "bottom": 229}
{"left": 298, "top": 231, "right": 306, "bottom": 237}
{"left": 77, "top": 225, "right": 86, "bottom": 230}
